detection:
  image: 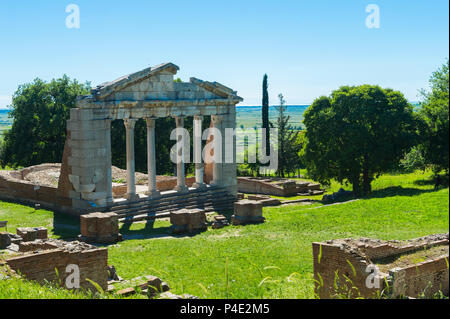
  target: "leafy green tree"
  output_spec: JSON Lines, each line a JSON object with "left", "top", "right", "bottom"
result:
{"left": 276, "top": 94, "right": 302, "bottom": 178}
{"left": 302, "top": 85, "right": 417, "bottom": 196}
{"left": 417, "top": 60, "right": 449, "bottom": 174}
{"left": 0, "top": 76, "right": 90, "bottom": 168}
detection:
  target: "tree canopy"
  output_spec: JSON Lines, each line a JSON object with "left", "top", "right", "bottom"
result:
{"left": 302, "top": 85, "right": 418, "bottom": 196}
{"left": 417, "top": 60, "right": 449, "bottom": 174}
{"left": 0, "top": 76, "right": 90, "bottom": 167}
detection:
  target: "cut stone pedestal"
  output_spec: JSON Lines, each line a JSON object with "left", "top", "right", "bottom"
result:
{"left": 170, "top": 209, "right": 207, "bottom": 234}
{"left": 16, "top": 227, "right": 48, "bottom": 242}
{"left": 232, "top": 200, "right": 265, "bottom": 225}
{"left": 80, "top": 212, "right": 122, "bottom": 244}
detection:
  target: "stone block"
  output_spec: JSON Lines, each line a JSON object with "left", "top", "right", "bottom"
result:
{"left": 232, "top": 200, "right": 265, "bottom": 225}
{"left": 170, "top": 209, "right": 207, "bottom": 234}
{"left": 16, "top": 227, "right": 48, "bottom": 242}
{"left": 80, "top": 212, "right": 121, "bottom": 244}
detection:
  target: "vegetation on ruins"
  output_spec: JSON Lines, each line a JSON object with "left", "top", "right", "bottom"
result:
{"left": 302, "top": 85, "right": 418, "bottom": 196}
{"left": 416, "top": 60, "right": 449, "bottom": 174}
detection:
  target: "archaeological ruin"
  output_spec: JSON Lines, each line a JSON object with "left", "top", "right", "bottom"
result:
{"left": 0, "top": 63, "right": 242, "bottom": 219}
{"left": 313, "top": 234, "right": 449, "bottom": 299}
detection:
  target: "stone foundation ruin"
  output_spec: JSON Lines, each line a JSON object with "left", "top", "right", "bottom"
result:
{"left": 6, "top": 239, "right": 109, "bottom": 292}
{"left": 238, "top": 177, "right": 323, "bottom": 197}
{"left": 313, "top": 234, "right": 449, "bottom": 299}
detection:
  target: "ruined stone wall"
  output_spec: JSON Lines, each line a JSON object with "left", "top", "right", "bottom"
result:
{"left": 390, "top": 256, "right": 449, "bottom": 298}
{"left": 0, "top": 169, "right": 73, "bottom": 213}
{"left": 313, "top": 234, "right": 449, "bottom": 299}
{"left": 312, "top": 242, "right": 387, "bottom": 299}
{"left": 6, "top": 246, "right": 108, "bottom": 292}
{"left": 237, "top": 178, "right": 291, "bottom": 197}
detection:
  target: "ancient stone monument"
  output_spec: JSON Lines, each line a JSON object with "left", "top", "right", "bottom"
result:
{"left": 60, "top": 62, "right": 241, "bottom": 214}
{"left": 0, "top": 63, "right": 242, "bottom": 217}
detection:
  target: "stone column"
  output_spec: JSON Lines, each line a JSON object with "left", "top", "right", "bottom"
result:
{"left": 193, "top": 115, "right": 206, "bottom": 190}
{"left": 146, "top": 118, "right": 160, "bottom": 198}
{"left": 210, "top": 115, "right": 223, "bottom": 187}
{"left": 174, "top": 116, "right": 188, "bottom": 193}
{"left": 105, "top": 119, "right": 113, "bottom": 204}
{"left": 124, "top": 119, "right": 138, "bottom": 201}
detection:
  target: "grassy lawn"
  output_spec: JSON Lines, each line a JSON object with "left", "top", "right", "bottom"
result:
{"left": 0, "top": 170, "right": 448, "bottom": 299}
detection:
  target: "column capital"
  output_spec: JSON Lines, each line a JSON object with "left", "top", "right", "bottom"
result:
{"left": 145, "top": 117, "right": 157, "bottom": 128}
{"left": 124, "top": 118, "right": 137, "bottom": 130}
{"left": 211, "top": 114, "right": 223, "bottom": 125}
{"left": 194, "top": 115, "right": 204, "bottom": 121}
{"left": 174, "top": 116, "right": 185, "bottom": 127}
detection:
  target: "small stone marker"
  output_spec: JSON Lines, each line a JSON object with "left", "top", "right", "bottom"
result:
{"left": 170, "top": 209, "right": 207, "bottom": 234}
{"left": 232, "top": 200, "right": 265, "bottom": 225}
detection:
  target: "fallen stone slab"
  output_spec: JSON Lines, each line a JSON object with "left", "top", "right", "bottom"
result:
{"left": 260, "top": 198, "right": 282, "bottom": 207}
{"left": 117, "top": 287, "right": 136, "bottom": 297}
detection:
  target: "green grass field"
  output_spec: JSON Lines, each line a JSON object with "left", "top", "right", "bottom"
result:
{"left": 0, "top": 170, "right": 448, "bottom": 299}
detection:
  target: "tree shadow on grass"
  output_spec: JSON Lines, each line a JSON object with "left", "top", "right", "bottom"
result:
{"left": 52, "top": 212, "right": 80, "bottom": 240}
{"left": 119, "top": 220, "right": 174, "bottom": 240}
{"left": 364, "top": 186, "right": 437, "bottom": 199}
{"left": 414, "top": 174, "right": 449, "bottom": 188}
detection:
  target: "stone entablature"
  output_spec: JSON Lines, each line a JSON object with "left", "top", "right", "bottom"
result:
{"left": 61, "top": 62, "right": 242, "bottom": 212}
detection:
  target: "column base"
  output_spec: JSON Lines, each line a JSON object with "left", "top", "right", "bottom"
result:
{"left": 210, "top": 181, "right": 222, "bottom": 187}
{"left": 126, "top": 193, "right": 140, "bottom": 201}
{"left": 145, "top": 190, "right": 161, "bottom": 199}
{"left": 192, "top": 183, "right": 207, "bottom": 190}
{"left": 174, "top": 185, "right": 189, "bottom": 193}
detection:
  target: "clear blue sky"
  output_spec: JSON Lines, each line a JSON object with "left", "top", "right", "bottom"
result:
{"left": 0, "top": 0, "right": 448, "bottom": 108}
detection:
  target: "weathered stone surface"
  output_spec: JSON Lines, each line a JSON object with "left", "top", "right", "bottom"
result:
{"left": 80, "top": 212, "right": 121, "bottom": 244}
{"left": 170, "top": 209, "right": 207, "bottom": 234}
{"left": 232, "top": 200, "right": 265, "bottom": 225}
{"left": 16, "top": 227, "right": 48, "bottom": 242}
{"left": 313, "top": 234, "right": 449, "bottom": 299}
{"left": 117, "top": 287, "right": 136, "bottom": 297}
{"left": 212, "top": 215, "right": 229, "bottom": 229}
{"left": 18, "top": 240, "right": 59, "bottom": 253}
{"left": 6, "top": 240, "right": 108, "bottom": 292}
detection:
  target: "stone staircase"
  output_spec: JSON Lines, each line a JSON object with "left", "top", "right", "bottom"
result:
{"left": 107, "top": 186, "right": 236, "bottom": 224}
